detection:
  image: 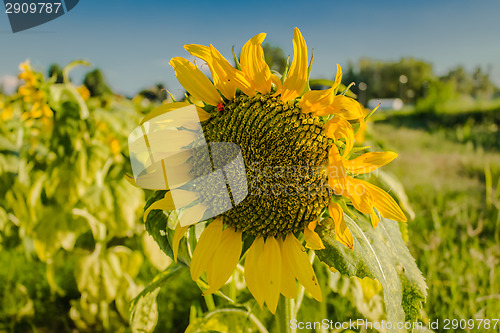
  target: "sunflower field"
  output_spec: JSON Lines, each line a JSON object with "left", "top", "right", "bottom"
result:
{"left": 0, "top": 30, "right": 498, "bottom": 333}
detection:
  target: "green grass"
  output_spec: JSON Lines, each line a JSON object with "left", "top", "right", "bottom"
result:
{"left": 372, "top": 112, "right": 500, "bottom": 331}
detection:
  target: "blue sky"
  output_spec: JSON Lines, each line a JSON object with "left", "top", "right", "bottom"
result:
{"left": 1, "top": 0, "right": 500, "bottom": 96}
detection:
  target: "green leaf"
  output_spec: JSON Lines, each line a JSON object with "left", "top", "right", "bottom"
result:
{"left": 74, "top": 245, "right": 138, "bottom": 303}
{"left": 130, "top": 265, "right": 183, "bottom": 333}
{"left": 62, "top": 59, "right": 91, "bottom": 84}
{"left": 143, "top": 191, "right": 174, "bottom": 257}
{"left": 49, "top": 84, "right": 89, "bottom": 120}
{"left": 185, "top": 307, "right": 269, "bottom": 333}
{"left": 143, "top": 191, "right": 191, "bottom": 267}
{"left": 316, "top": 215, "right": 427, "bottom": 331}
{"left": 33, "top": 207, "right": 88, "bottom": 261}
{"left": 328, "top": 272, "right": 386, "bottom": 324}
{"left": 1, "top": 283, "right": 34, "bottom": 320}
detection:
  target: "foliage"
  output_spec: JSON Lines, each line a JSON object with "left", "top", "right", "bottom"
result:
{"left": 83, "top": 69, "right": 113, "bottom": 97}
{"left": 48, "top": 63, "right": 64, "bottom": 84}
{"left": 344, "top": 58, "right": 434, "bottom": 103}
{"left": 0, "top": 61, "right": 163, "bottom": 332}
{"left": 415, "top": 79, "right": 456, "bottom": 113}
{"left": 373, "top": 115, "right": 500, "bottom": 329}
{"left": 262, "top": 43, "right": 287, "bottom": 74}
{"left": 344, "top": 58, "right": 499, "bottom": 110}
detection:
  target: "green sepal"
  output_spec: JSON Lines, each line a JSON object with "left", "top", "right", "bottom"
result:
{"left": 281, "top": 56, "right": 291, "bottom": 83}
{"left": 309, "top": 79, "right": 357, "bottom": 98}
{"left": 232, "top": 45, "right": 241, "bottom": 70}
{"left": 301, "top": 53, "right": 314, "bottom": 95}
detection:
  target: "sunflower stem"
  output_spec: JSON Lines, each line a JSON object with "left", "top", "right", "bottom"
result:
{"left": 229, "top": 275, "right": 237, "bottom": 301}
{"left": 294, "top": 285, "right": 305, "bottom": 317}
{"left": 204, "top": 294, "right": 215, "bottom": 311}
{"left": 276, "top": 295, "right": 296, "bottom": 333}
{"left": 319, "top": 264, "right": 329, "bottom": 333}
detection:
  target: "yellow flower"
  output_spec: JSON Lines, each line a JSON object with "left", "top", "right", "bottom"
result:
{"left": 77, "top": 85, "right": 90, "bottom": 101}
{"left": 0, "top": 100, "right": 14, "bottom": 121}
{"left": 299, "top": 64, "right": 365, "bottom": 121}
{"left": 137, "top": 28, "right": 399, "bottom": 313}
{"left": 326, "top": 138, "right": 407, "bottom": 229}
{"left": 17, "top": 60, "right": 53, "bottom": 123}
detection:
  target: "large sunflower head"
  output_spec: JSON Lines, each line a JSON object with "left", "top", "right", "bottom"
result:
{"left": 130, "top": 27, "right": 407, "bottom": 313}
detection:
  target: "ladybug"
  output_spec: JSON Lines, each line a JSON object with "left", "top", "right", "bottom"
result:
{"left": 217, "top": 103, "right": 224, "bottom": 112}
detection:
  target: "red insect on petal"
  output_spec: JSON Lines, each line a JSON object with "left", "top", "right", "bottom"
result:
{"left": 217, "top": 103, "right": 224, "bottom": 111}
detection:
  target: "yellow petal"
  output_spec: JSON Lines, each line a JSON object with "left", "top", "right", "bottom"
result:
{"left": 281, "top": 28, "right": 308, "bottom": 102}
{"left": 179, "top": 203, "right": 207, "bottom": 227}
{"left": 42, "top": 104, "right": 52, "bottom": 117}
{"left": 355, "top": 119, "right": 368, "bottom": 143}
{"left": 204, "top": 227, "right": 242, "bottom": 295}
{"left": 31, "top": 103, "right": 43, "bottom": 118}
{"left": 19, "top": 60, "right": 31, "bottom": 71}
{"left": 323, "top": 117, "right": 354, "bottom": 156}
{"left": 328, "top": 202, "right": 354, "bottom": 249}
{"left": 240, "top": 33, "right": 272, "bottom": 94}
{"left": 143, "top": 192, "right": 176, "bottom": 222}
{"left": 185, "top": 44, "right": 212, "bottom": 61}
{"left": 299, "top": 89, "right": 335, "bottom": 114}
{"left": 330, "top": 95, "right": 365, "bottom": 120}
{"left": 133, "top": 160, "right": 193, "bottom": 190}
{"left": 299, "top": 64, "right": 342, "bottom": 114}
{"left": 196, "top": 106, "right": 211, "bottom": 121}
{"left": 363, "top": 181, "right": 407, "bottom": 223}
{"left": 173, "top": 224, "right": 189, "bottom": 262}
{"left": 332, "top": 64, "right": 343, "bottom": 91}
{"left": 261, "top": 237, "right": 281, "bottom": 313}
{"left": 185, "top": 44, "right": 234, "bottom": 100}
{"left": 282, "top": 234, "right": 322, "bottom": 302}
{"left": 345, "top": 176, "right": 376, "bottom": 217}
{"left": 304, "top": 221, "right": 325, "bottom": 250}
{"left": 328, "top": 177, "right": 345, "bottom": 196}
{"left": 145, "top": 129, "right": 197, "bottom": 151}
{"left": 190, "top": 218, "right": 223, "bottom": 281}
{"left": 244, "top": 237, "right": 266, "bottom": 309}
{"left": 370, "top": 212, "right": 380, "bottom": 228}
{"left": 124, "top": 174, "right": 139, "bottom": 187}
{"left": 277, "top": 238, "right": 296, "bottom": 299}
{"left": 141, "top": 102, "right": 191, "bottom": 125}
{"left": 343, "top": 152, "right": 398, "bottom": 174}
{"left": 162, "top": 150, "right": 192, "bottom": 168}
{"left": 169, "top": 57, "right": 222, "bottom": 106}
{"left": 162, "top": 162, "right": 195, "bottom": 188}
{"left": 327, "top": 145, "right": 347, "bottom": 192}
{"left": 170, "top": 189, "right": 200, "bottom": 207}
{"left": 209, "top": 45, "right": 255, "bottom": 98}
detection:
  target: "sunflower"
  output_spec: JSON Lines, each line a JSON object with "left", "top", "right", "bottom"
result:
{"left": 18, "top": 60, "right": 53, "bottom": 124}
{"left": 133, "top": 27, "right": 407, "bottom": 313}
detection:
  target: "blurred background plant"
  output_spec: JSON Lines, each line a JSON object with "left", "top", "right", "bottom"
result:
{"left": 0, "top": 51, "right": 498, "bottom": 332}
{"left": 0, "top": 60, "right": 186, "bottom": 332}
